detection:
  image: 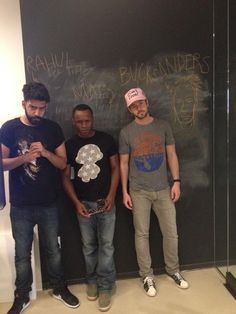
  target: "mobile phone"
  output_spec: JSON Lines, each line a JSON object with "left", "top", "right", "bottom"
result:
{"left": 84, "top": 199, "right": 105, "bottom": 215}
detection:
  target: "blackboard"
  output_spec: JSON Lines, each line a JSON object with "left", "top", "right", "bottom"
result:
{"left": 229, "top": 0, "right": 236, "bottom": 267}
{"left": 20, "top": 0, "right": 214, "bottom": 286}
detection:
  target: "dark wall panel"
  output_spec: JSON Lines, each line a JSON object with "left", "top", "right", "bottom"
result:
{"left": 214, "top": 0, "right": 228, "bottom": 266}
{"left": 20, "top": 0, "right": 213, "bottom": 286}
{"left": 229, "top": 0, "right": 236, "bottom": 265}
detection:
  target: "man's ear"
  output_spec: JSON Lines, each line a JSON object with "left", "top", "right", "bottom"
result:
{"left": 22, "top": 100, "right": 26, "bottom": 109}
{"left": 127, "top": 106, "right": 133, "bottom": 114}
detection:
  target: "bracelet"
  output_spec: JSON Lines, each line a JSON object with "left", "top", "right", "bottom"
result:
{"left": 173, "top": 179, "right": 181, "bottom": 183}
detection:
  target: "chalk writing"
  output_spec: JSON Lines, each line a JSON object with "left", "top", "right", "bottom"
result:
{"left": 72, "top": 82, "right": 115, "bottom": 104}
{"left": 26, "top": 52, "right": 74, "bottom": 79}
{"left": 119, "top": 53, "right": 210, "bottom": 86}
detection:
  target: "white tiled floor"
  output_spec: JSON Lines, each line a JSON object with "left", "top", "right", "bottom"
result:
{"left": 0, "top": 268, "right": 235, "bottom": 314}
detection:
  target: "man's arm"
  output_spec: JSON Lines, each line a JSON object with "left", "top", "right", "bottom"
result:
{"left": 166, "top": 144, "right": 181, "bottom": 202}
{"left": 119, "top": 153, "right": 133, "bottom": 210}
{"left": 103, "top": 154, "right": 120, "bottom": 211}
{"left": 30, "top": 142, "right": 67, "bottom": 170}
{"left": 1, "top": 143, "right": 40, "bottom": 171}
{"left": 62, "top": 165, "right": 90, "bottom": 217}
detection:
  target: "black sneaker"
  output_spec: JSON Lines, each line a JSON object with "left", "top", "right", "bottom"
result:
{"left": 168, "top": 272, "right": 189, "bottom": 289}
{"left": 143, "top": 277, "right": 157, "bottom": 297}
{"left": 7, "top": 295, "right": 30, "bottom": 314}
{"left": 52, "top": 286, "right": 80, "bottom": 308}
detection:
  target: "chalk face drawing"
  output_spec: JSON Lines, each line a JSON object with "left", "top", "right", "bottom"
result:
{"left": 25, "top": 51, "right": 210, "bottom": 189}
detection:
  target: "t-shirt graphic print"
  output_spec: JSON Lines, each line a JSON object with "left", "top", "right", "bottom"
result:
{"left": 132, "top": 132, "right": 164, "bottom": 173}
{"left": 18, "top": 139, "right": 40, "bottom": 180}
{"left": 75, "top": 144, "right": 103, "bottom": 182}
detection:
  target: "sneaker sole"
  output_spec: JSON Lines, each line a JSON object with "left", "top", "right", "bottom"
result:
{"left": 52, "top": 293, "right": 80, "bottom": 308}
{"left": 87, "top": 295, "right": 98, "bottom": 301}
{"left": 99, "top": 304, "right": 111, "bottom": 312}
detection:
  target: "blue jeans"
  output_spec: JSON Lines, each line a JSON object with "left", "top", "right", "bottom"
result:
{"left": 77, "top": 202, "right": 116, "bottom": 292}
{"left": 10, "top": 204, "right": 64, "bottom": 297}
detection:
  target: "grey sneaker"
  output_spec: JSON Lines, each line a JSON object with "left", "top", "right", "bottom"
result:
{"left": 143, "top": 277, "right": 157, "bottom": 297}
{"left": 87, "top": 283, "right": 98, "bottom": 301}
{"left": 98, "top": 292, "right": 112, "bottom": 312}
{"left": 111, "top": 283, "right": 116, "bottom": 295}
{"left": 7, "top": 295, "right": 30, "bottom": 314}
{"left": 168, "top": 272, "right": 189, "bottom": 289}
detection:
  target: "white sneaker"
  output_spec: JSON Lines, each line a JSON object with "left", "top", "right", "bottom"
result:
{"left": 168, "top": 272, "right": 189, "bottom": 289}
{"left": 143, "top": 277, "right": 157, "bottom": 296}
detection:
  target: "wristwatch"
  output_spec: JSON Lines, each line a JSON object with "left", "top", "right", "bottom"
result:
{"left": 173, "top": 179, "right": 181, "bottom": 183}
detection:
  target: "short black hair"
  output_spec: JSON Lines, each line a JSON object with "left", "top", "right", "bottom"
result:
{"left": 22, "top": 82, "right": 50, "bottom": 102}
{"left": 72, "top": 104, "right": 93, "bottom": 116}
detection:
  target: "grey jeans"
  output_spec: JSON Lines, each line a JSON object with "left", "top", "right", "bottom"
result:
{"left": 130, "top": 188, "right": 179, "bottom": 278}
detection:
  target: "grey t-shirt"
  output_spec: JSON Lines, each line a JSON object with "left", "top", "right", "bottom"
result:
{"left": 119, "top": 118, "right": 175, "bottom": 191}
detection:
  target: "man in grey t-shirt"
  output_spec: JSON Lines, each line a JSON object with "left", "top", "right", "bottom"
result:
{"left": 119, "top": 87, "right": 189, "bottom": 297}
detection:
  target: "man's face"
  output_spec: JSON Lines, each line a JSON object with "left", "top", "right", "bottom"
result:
{"left": 128, "top": 99, "right": 149, "bottom": 120}
{"left": 22, "top": 100, "right": 47, "bottom": 126}
{"left": 173, "top": 82, "right": 196, "bottom": 127}
{"left": 73, "top": 109, "right": 94, "bottom": 137}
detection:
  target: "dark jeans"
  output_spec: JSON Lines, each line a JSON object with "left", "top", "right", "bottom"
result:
{"left": 10, "top": 204, "right": 64, "bottom": 297}
{"left": 77, "top": 202, "right": 116, "bottom": 292}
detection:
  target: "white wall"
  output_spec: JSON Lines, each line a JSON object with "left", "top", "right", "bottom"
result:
{"left": 0, "top": 0, "right": 25, "bottom": 125}
{"left": 0, "top": 0, "right": 25, "bottom": 216}
{"left": 0, "top": 0, "right": 41, "bottom": 302}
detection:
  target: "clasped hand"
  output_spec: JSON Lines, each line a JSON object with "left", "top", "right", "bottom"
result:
{"left": 24, "top": 142, "right": 48, "bottom": 162}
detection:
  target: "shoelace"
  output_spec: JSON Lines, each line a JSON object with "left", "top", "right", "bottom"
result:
{"left": 145, "top": 277, "right": 155, "bottom": 287}
{"left": 173, "top": 273, "right": 183, "bottom": 282}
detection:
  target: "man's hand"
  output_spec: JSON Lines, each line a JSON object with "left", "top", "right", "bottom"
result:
{"left": 123, "top": 192, "right": 133, "bottom": 210}
{"left": 23, "top": 146, "right": 40, "bottom": 163}
{"left": 171, "top": 182, "right": 181, "bottom": 202}
{"left": 30, "top": 142, "right": 49, "bottom": 158}
{"left": 103, "top": 195, "right": 115, "bottom": 212}
{"left": 76, "top": 201, "right": 91, "bottom": 218}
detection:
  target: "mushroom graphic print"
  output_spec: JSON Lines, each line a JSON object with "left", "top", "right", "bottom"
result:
{"left": 75, "top": 144, "right": 103, "bottom": 182}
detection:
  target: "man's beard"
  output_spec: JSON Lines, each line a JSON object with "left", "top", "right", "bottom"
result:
{"left": 135, "top": 110, "right": 148, "bottom": 120}
{"left": 25, "top": 111, "right": 43, "bottom": 126}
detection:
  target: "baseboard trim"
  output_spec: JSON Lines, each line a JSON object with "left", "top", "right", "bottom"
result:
{"left": 225, "top": 271, "right": 236, "bottom": 299}
{"left": 42, "top": 261, "right": 215, "bottom": 289}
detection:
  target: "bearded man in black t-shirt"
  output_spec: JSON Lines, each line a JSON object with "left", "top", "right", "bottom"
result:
{"left": 0, "top": 82, "right": 79, "bottom": 314}
{"left": 62, "top": 104, "right": 119, "bottom": 312}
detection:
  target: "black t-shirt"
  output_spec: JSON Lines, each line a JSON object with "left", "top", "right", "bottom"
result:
{"left": 66, "top": 131, "right": 117, "bottom": 201}
{"left": 0, "top": 118, "right": 64, "bottom": 206}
